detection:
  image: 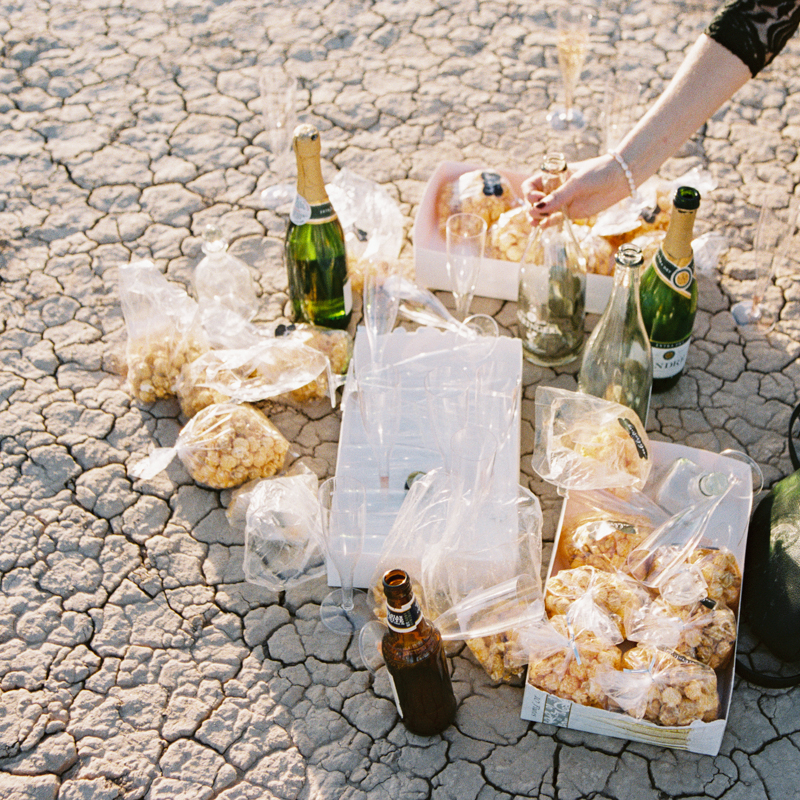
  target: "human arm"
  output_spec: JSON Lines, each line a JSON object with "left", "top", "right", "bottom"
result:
{"left": 524, "top": 33, "right": 751, "bottom": 221}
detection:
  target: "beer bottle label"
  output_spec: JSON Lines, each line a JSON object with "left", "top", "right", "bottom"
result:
{"left": 654, "top": 249, "right": 694, "bottom": 299}
{"left": 386, "top": 599, "right": 423, "bottom": 632}
{"left": 387, "top": 672, "right": 404, "bottom": 717}
{"left": 652, "top": 336, "right": 691, "bottom": 379}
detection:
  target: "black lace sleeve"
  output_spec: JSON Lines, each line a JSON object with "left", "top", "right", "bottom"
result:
{"left": 706, "top": 0, "right": 800, "bottom": 76}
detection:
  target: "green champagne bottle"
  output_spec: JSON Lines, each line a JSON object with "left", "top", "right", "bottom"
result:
{"left": 639, "top": 186, "right": 700, "bottom": 392}
{"left": 284, "top": 124, "right": 352, "bottom": 330}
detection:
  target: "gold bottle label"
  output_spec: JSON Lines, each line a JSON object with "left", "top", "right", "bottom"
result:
{"left": 654, "top": 249, "right": 694, "bottom": 299}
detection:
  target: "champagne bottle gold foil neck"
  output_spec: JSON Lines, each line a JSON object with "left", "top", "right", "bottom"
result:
{"left": 292, "top": 123, "right": 330, "bottom": 206}
{"left": 662, "top": 188, "right": 700, "bottom": 265}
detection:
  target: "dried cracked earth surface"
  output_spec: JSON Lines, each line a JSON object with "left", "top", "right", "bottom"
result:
{"left": 1, "top": 0, "right": 799, "bottom": 798}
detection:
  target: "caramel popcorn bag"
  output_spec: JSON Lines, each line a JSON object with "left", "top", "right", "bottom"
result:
{"left": 118, "top": 259, "right": 209, "bottom": 402}
{"left": 532, "top": 387, "right": 652, "bottom": 491}
{"left": 594, "top": 644, "right": 719, "bottom": 726}
{"left": 129, "top": 402, "right": 290, "bottom": 490}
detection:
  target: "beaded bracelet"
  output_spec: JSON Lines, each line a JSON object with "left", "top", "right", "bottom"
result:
{"left": 610, "top": 150, "right": 639, "bottom": 202}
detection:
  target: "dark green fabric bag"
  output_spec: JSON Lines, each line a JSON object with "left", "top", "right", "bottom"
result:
{"left": 736, "top": 404, "right": 800, "bottom": 689}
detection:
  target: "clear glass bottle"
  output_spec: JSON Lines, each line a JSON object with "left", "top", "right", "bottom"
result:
{"left": 193, "top": 224, "right": 259, "bottom": 320}
{"left": 655, "top": 457, "right": 730, "bottom": 515}
{"left": 284, "top": 124, "right": 352, "bottom": 330}
{"left": 639, "top": 186, "right": 701, "bottom": 392}
{"left": 517, "top": 152, "right": 586, "bottom": 365}
{"left": 578, "top": 243, "right": 652, "bottom": 425}
{"left": 381, "top": 568, "right": 457, "bottom": 736}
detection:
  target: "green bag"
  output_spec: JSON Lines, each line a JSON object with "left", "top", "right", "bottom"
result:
{"left": 736, "top": 404, "right": 800, "bottom": 688}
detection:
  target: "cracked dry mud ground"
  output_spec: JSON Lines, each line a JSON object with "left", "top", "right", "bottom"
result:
{"left": 1, "top": 0, "right": 799, "bottom": 798}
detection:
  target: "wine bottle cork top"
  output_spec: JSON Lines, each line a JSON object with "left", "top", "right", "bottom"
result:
{"left": 293, "top": 123, "right": 321, "bottom": 156}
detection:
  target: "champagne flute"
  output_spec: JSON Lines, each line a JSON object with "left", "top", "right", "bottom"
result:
{"left": 424, "top": 363, "right": 475, "bottom": 471}
{"left": 357, "top": 364, "right": 402, "bottom": 492}
{"left": 731, "top": 196, "right": 797, "bottom": 333}
{"left": 546, "top": 6, "right": 592, "bottom": 132}
{"left": 363, "top": 268, "right": 400, "bottom": 365}
{"left": 260, "top": 66, "right": 298, "bottom": 209}
{"left": 445, "top": 213, "right": 487, "bottom": 320}
{"left": 318, "top": 476, "right": 371, "bottom": 635}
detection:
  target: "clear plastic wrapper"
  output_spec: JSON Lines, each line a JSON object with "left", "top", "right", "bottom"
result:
{"left": 687, "top": 546, "right": 742, "bottom": 608}
{"left": 436, "top": 169, "right": 521, "bottom": 235}
{"left": 129, "top": 402, "right": 289, "bottom": 489}
{"left": 175, "top": 339, "right": 334, "bottom": 417}
{"left": 625, "top": 597, "right": 736, "bottom": 670}
{"left": 532, "top": 387, "right": 652, "bottom": 491}
{"left": 624, "top": 487, "right": 731, "bottom": 597}
{"left": 594, "top": 644, "right": 719, "bottom": 726}
{"left": 433, "top": 576, "right": 545, "bottom": 684}
{"left": 523, "top": 614, "right": 622, "bottom": 708}
{"left": 119, "top": 259, "right": 209, "bottom": 402}
{"left": 326, "top": 168, "right": 405, "bottom": 294}
{"left": 558, "top": 512, "right": 655, "bottom": 572}
{"left": 368, "top": 472, "right": 543, "bottom": 672}
{"left": 545, "top": 565, "right": 650, "bottom": 640}
{"left": 240, "top": 466, "right": 325, "bottom": 591}
{"left": 192, "top": 225, "right": 259, "bottom": 321}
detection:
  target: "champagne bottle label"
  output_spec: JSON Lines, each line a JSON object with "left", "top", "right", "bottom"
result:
{"left": 386, "top": 598, "right": 423, "bottom": 632}
{"left": 290, "top": 196, "right": 337, "bottom": 226}
{"left": 652, "top": 336, "right": 691, "bottom": 379}
{"left": 653, "top": 249, "right": 694, "bottom": 299}
{"left": 290, "top": 194, "right": 311, "bottom": 225}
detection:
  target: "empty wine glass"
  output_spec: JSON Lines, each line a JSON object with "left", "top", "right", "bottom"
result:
{"left": 318, "top": 476, "right": 370, "bottom": 635}
{"left": 732, "top": 196, "right": 797, "bottom": 333}
{"left": 471, "top": 360, "right": 521, "bottom": 450}
{"left": 449, "top": 426, "right": 498, "bottom": 506}
{"left": 445, "top": 213, "right": 487, "bottom": 320}
{"left": 357, "top": 364, "right": 402, "bottom": 492}
{"left": 363, "top": 268, "right": 400, "bottom": 365}
{"left": 260, "top": 66, "right": 298, "bottom": 209}
{"left": 546, "top": 6, "right": 592, "bottom": 131}
{"left": 424, "top": 363, "right": 475, "bottom": 470}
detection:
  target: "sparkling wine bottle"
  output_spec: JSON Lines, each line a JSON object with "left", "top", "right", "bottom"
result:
{"left": 381, "top": 569, "right": 457, "bottom": 736}
{"left": 284, "top": 124, "right": 352, "bottom": 330}
{"left": 517, "top": 152, "right": 586, "bottom": 366}
{"left": 578, "top": 243, "right": 652, "bottom": 425}
{"left": 639, "top": 186, "right": 701, "bottom": 391}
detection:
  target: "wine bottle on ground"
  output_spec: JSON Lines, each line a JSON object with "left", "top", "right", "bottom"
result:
{"left": 578, "top": 243, "right": 652, "bottom": 425}
{"left": 284, "top": 123, "right": 352, "bottom": 330}
{"left": 381, "top": 569, "right": 457, "bottom": 736}
{"left": 639, "top": 186, "right": 701, "bottom": 392}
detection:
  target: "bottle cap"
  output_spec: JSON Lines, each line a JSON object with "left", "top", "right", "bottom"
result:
{"left": 673, "top": 186, "right": 701, "bottom": 211}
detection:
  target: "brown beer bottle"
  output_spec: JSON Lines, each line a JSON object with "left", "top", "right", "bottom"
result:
{"left": 381, "top": 569, "right": 457, "bottom": 735}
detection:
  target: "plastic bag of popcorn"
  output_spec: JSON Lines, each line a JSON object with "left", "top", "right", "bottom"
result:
{"left": 594, "top": 644, "right": 719, "bottom": 726}
{"left": 532, "top": 386, "right": 652, "bottom": 491}
{"left": 625, "top": 597, "right": 736, "bottom": 670}
{"left": 119, "top": 259, "right": 209, "bottom": 402}
{"left": 129, "top": 402, "right": 289, "bottom": 489}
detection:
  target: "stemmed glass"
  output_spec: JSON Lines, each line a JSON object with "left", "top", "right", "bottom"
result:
{"left": 424, "top": 363, "right": 475, "bottom": 471}
{"left": 445, "top": 213, "right": 487, "bottom": 320}
{"left": 732, "top": 196, "right": 797, "bottom": 333}
{"left": 318, "top": 476, "right": 370, "bottom": 635}
{"left": 260, "top": 66, "right": 298, "bottom": 209}
{"left": 357, "top": 364, "right": 402, "bottom": 492}
{"left": 546, "top": 6, "right": 592, "bottom": 131}
{"left": 363, "top": 269, "right": 400, "bottom": 365}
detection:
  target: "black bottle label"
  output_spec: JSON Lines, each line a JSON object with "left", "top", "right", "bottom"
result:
{"left": 653, "top": 249, "right": 694, "bottom": 299}
{"left": 386, "top": 599, "right": 423, "bottom": 632}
